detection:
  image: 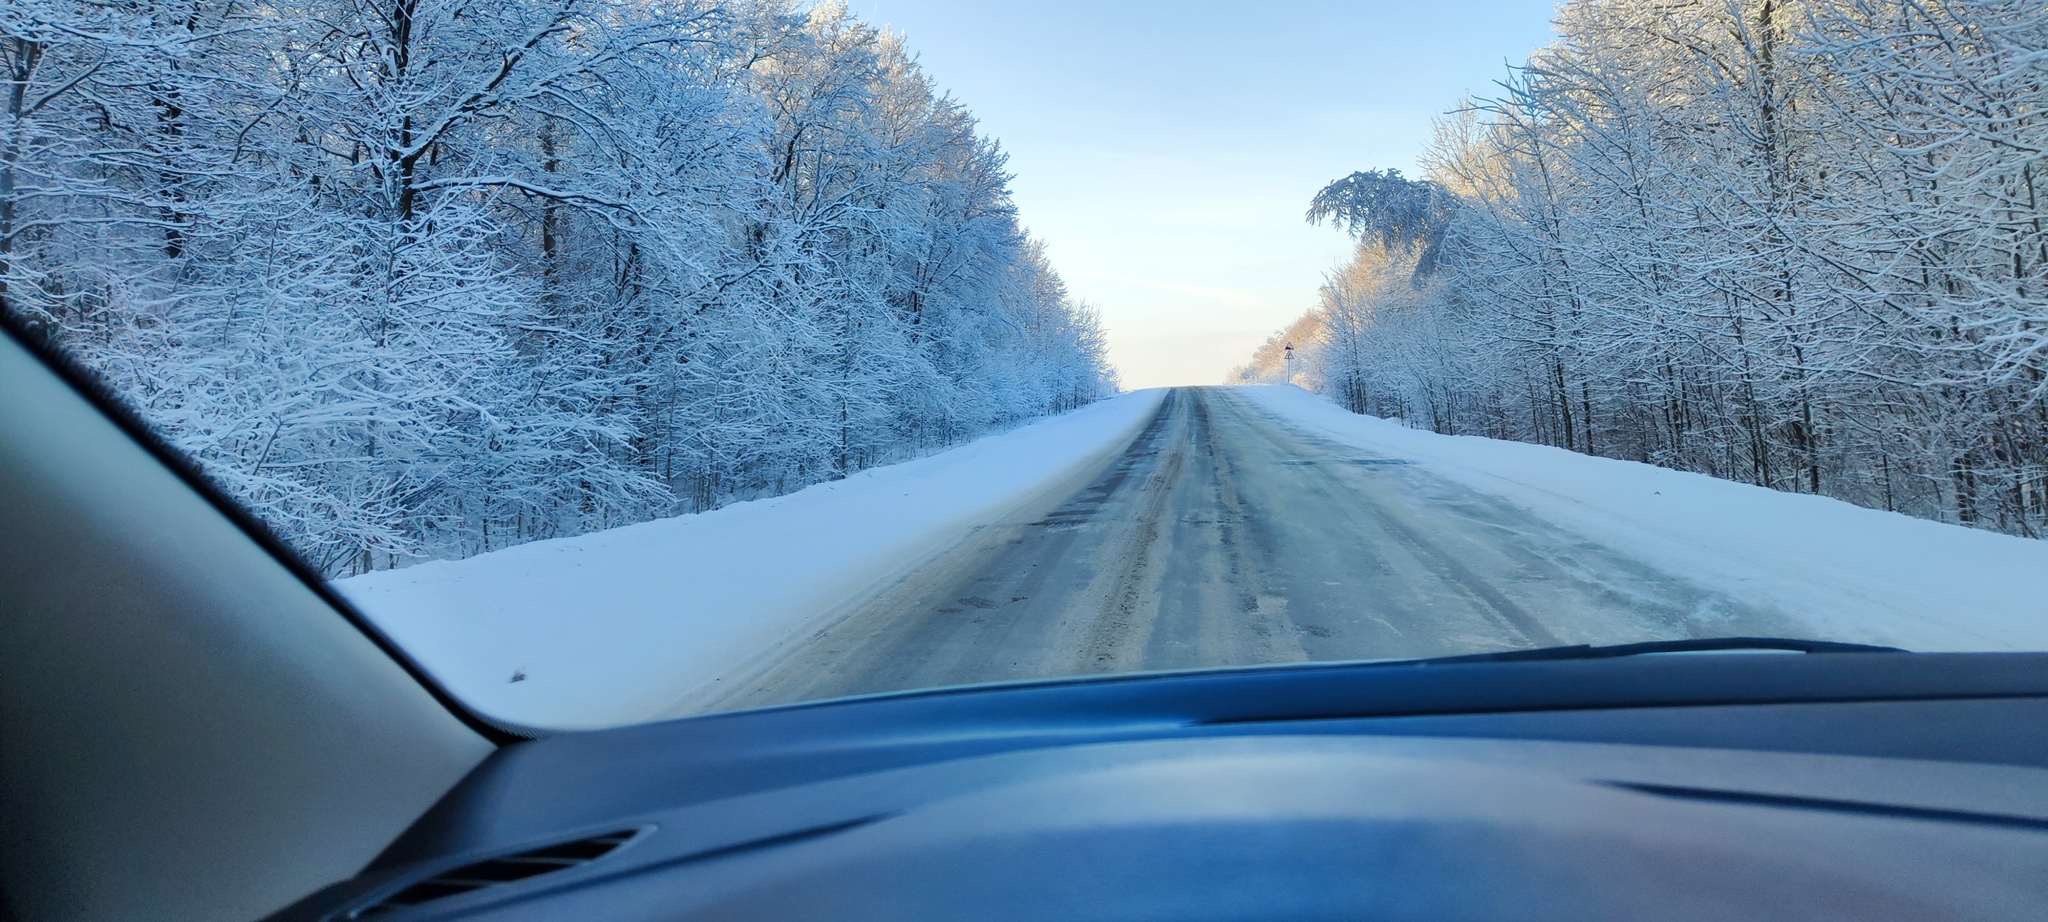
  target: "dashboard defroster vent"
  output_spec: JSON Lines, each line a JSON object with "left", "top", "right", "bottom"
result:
{"left": 354, "top": 829, "right": 642, "bottom": 917}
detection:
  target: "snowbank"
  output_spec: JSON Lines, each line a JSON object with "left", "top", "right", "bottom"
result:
{"left": 1239, "top": 385, "right": 2048, "bottom": 652}
{"left": 338, "top": 391, "right": 1166, "bottom": 731}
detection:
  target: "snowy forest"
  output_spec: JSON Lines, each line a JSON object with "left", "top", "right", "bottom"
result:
{"left": 1240, "top": 0, "right": 2048, "bottom": 538}
{"left": 1, "top": 0, "right": 1115, "bottom": 575}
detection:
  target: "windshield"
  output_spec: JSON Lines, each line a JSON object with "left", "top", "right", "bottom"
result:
{"left": 8, "top": 0, "right": 2047, "bottom": 732}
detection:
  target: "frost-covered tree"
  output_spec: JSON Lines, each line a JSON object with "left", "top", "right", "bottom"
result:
{"left": 5, "top": 0, "right": 1116, "bottom": 574}
{"left": 1248, "top": 0, "right": 2048, "bottom": 537}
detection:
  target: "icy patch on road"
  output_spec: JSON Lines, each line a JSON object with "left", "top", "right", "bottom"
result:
{"left": 337, "top": 391, "right": 1167, "bottom": 731}
{"left": 1238, "top": 385, "right": 2048, "bottom": 651}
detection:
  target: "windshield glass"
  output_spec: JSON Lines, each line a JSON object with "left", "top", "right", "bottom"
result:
{"left": 9, "top": 0, "right": 2048, "bottom": 732}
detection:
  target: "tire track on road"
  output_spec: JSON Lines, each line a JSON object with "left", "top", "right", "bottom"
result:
{"left": 704, "top": 386, "right": 1783, "bottom": 714}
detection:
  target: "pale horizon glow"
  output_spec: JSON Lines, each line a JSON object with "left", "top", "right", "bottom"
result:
{"left": 850, "top": 1, "right": 1561, "bottom": 388}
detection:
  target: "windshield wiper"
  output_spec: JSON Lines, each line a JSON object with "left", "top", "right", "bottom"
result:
{"left": 1415, "top": 637, "right": 1907, "bottom": 666}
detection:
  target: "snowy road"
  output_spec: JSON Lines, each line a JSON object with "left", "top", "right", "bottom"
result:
{"left": 711, "top": 387, "right": 1799, "bottom": 711}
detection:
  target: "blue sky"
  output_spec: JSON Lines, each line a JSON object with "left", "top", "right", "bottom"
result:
{"left": 848, "top": 0, "right": 1562, "bottom": 388}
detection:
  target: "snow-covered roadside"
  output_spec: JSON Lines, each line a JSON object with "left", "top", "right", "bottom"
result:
{"left": 338, "top": 390, "right": 1166, "bottom": 731}
{"left": 1239, "top": 385, "right": 2048, "bottom": 651}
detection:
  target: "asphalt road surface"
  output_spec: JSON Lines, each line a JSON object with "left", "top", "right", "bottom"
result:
{"left": 712, "top": 387, "right": 1796, "bottom": 711}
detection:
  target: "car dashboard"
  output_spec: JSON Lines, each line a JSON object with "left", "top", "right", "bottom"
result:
{"left": 270, "top": 651, "right": 2048, "bottom": 921}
